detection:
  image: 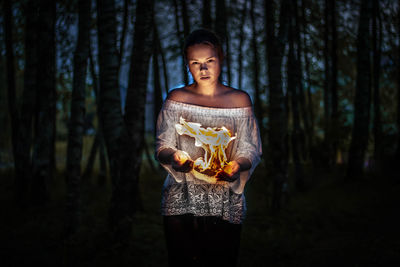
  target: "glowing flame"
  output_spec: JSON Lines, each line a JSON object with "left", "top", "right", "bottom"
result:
{"left": 175, "top": 117, "right": 236, "bottom": 182}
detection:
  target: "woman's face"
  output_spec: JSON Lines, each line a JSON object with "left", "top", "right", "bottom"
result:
{"left": 186, "top": 43, "right": 221, "bottom": 86}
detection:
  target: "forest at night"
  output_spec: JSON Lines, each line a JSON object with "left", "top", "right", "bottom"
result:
{"left": 1, "top": 0, "right": 400, "bottom": 266}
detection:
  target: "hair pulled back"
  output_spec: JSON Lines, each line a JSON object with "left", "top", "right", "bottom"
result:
{"left": 183, "top": 29, "right": 224, "bottom": 64}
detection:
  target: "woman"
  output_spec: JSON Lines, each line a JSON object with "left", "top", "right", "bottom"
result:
{"left": 155, "top": 29, "right": 262, "bottom": 266}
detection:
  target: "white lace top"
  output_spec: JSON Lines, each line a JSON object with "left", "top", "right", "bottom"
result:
{"left": 156, "top": 99, "right": 262, "bottom": 224}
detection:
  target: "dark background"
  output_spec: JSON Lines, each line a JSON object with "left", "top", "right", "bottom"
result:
{"left": 1, "top": 0, "right": 400, "bottom": 266}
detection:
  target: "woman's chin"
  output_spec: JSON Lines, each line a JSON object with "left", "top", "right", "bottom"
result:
{"left": 196, "top": 77, "right": 215, "bottom": 84}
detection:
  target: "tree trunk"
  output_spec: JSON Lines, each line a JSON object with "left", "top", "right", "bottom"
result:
{"left": 172, "top": 0, "right": 188, "bottom": 85}
{"left": 396, "top": 0, "right": 400, "bottom": 159}
{"left": 250, "top": 0, "right": 263, "bottom": 138}
{"left": 372, "top": 0, "right": 382, "bottom": 165}
{"left": 118, "top": 0, "right": 129, "bottom": 69}
{"left": 323, "top": 0, "right": 333, "bottom": 168}
{"left": 180, "top": 0, "right": 190, "bottom": 85}
{"left": 347, "top": 0, "right": 372, "bottom": 179}
{"left": 237, "top": 0, "right": 248, "bottom": 90}
{"left": 202, "top": 0, "right": 212, "bottom": 29}
{"left": 180, "top": 0, "right": 190, "bottom": 38}
{"left": 65, "top": 0, "right": 91, "bottom": 237}
{"left": 143, "top": 137, "right": 156, "bottom": 172}
{"left": 86, "top": 37, "right": 108, "bottom": 185}
{"left": 288, "top": 5, "right": 305, "bottom": 191}
{"left": 3, "top": 0, "right": 20, "bottom": 197}
{"left": 82, "top": 132, "right": 99, "bottom": 182}
{"left": 31, "top": 0, "right": 56, "bottom": 204}
{"left": 330, "top": 0, "right": 339, "bottom": 165}
{"left": 153, "top": 22, "right": 163, "bottom": 131}
{"left": 3, "top": 0, "right": 21, "bottom": 204}
{"left": 97, "top": 0, "right": 123, "bottom": 190}
{"left": 294, "top": 0, "right": 309, "bottom": 161}
{"left": 83, "top": 46, "right": 99, "bottom": 183}
{"left": 215, "top": 0, "right": 231, "bottom": 85}
{"left": 108, "top": 0, "right": 154, "bottom": 243}
{"left": 98, "top": 139, "right": 108, "bottom": 186}
{"left": 158, "top": 30, "right": 170, "bottom": 96}
{"left": 264, "top": 0, "right": 290, "bottom": 212}
{"left": 301, "top": 0, "right": 315, "bottom": 152}
{"left": 15, "top": 0, "right": 38, "bottom": 206}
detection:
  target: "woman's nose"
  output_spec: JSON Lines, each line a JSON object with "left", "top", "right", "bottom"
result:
{"left": 200, "top": 63, "right": 208, "bottom": 71}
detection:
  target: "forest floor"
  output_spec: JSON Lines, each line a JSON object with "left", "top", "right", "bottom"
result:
{"left": 1, "top": 157, "right": 400, "bottom": 267}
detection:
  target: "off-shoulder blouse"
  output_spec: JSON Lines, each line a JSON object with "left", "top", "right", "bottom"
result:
{"left": 155, "top": 99, "right": 262, "bottom": 224}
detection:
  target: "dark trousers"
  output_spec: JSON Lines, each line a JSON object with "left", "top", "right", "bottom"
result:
{"left": 163, "top": 214, "right": 242, "bottom": 267}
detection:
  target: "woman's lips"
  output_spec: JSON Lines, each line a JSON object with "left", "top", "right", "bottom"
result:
{"left": 200, "top": 76, "right": 210, "bottom": 80}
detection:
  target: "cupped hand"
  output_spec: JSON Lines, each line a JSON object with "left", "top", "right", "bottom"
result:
{"left": 171, "top": 150, "right": 194, "bottom": 173}
{"left": 216, "top": 161, "right": 240, "bottom": 182}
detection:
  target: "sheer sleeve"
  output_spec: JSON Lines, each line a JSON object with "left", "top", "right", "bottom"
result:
{"left": 230, "top": 111, "right": 262, "bottom": 194}
{"left": 155, "top": 105, "right": 185, "bottom": 183}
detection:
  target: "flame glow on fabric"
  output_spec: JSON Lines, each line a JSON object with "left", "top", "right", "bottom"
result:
{"left": 175, "top": 117, "right": 237, "bottom": 183}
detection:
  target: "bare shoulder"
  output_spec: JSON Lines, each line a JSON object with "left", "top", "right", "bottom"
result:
{"left": 167, "top": 87, "right": 190, "bottom": 102}
{"left": 226, "top": 88, "right": 252, "bottom": 108}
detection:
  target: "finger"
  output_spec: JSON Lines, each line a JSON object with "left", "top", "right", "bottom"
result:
{"left": 216, "top": 176, "right": 233, "bottom": 182}
{"left": 216, "top": 170, "right": 239, "bottom": 182}
{"left": 173, "top": 159, "right": 193, "bottom": 172}
{"left": 181, "top": 160, "right": 194, "bottom": 172}
{"left": 216, "top": 171, "right": 230, "bottom": 181}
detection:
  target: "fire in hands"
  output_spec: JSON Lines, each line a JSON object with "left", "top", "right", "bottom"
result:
{"left": 175, "top": 117, "right": 237, "bottom": 183}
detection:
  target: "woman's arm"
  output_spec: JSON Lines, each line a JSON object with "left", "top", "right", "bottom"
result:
{"left": 235, "top": 157, "right": 252, "bottom": 172}
{"left": 157, "top": 148, "right": 194, "bottom": 173}
{"left": 157, "top": 147, "right": 176, "bottom": 165}
{"left": 216, "top": 157, "right": 251, "bottom": 182}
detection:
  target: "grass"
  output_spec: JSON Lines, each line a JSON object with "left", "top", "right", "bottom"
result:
{"left": 1, "top": 150, "right": 400, "bottom": 266}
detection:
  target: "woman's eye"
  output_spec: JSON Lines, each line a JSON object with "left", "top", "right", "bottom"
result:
{"left": 191, "top": 62, "right": 198, "bottom": 65}
{"left": 207, "top": 59, "right": 214, "bottom": 63}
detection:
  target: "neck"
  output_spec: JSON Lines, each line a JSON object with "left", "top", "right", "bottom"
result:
{"left": 193, "top": 81, "right": 221, "bottom": 96}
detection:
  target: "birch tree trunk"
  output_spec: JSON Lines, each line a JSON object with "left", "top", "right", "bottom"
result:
{"left": 108, "top": 0, "right": 154, "bottom": 243}
{"left": 158, "top": 30, "right": 170, "bottom": 96}
{"left": 98, "top": 140, "right": 108, "bottom": 186}
{"left": 250, "top": 0, "right": 263, "bottom": 138}
{"left": 118, "top": 0, "right": 129, "bottom": 69}
{"left": 180, "top": 0, "right": 190, "bottom": 84}
{"left": 65, "top": 0, "right": 90, "bottom": 236}
{"left": 347, "top": 0, "right": 372, "bottom": 179}
{"left": 396, "top": 0, "right": 400, "bottom": 159}
{"left": 372, "top": 0, "right": 382, "bottom": 165}
{"left": 180, "top": 0, "right": 190, "bottom": 38}
{"left": 330, "top": 0, "right": 339, "bottom": 165}
{"left": 215, "top": 0, "right": 231, "bottom": 85}
{"left": 153, "top": 22, "right": 163, "bottom": 130}
{"left": 237, "top": 0, "right": 248, "bottom": 90}
{"left": 31, "top": 0, "right": 56, "bottom": 204}
{"left": 172, "top": 0, "right": 188, "bottom": 85}
{"left": 97, "top": 0, "right": 123, "bottom": 190}
{"left": 202, "top": 0, "right": 212, "bottom": 29}
{"left": 301, "top": 0, "right": 315, "bottom": 150}
{"left": 83, "top": 132, "right": 99, "bottom": 182}
{"left": 264, "top": 0, "right": 290, "bottom": 212}
{"left": 84, "top": 43, "right": 108, "bottom": 185}
{"left": 288, "top": 3, "right": 305, "bottom": 191}
{"left": 323, "top": 0, "right": 333, "bottom": 167}
{"left": 15, "top": 0, "right": 38, "bottom": 206}
{"left": 3, "top": 0, "right": 21, "bottom": 203}
{"left": 294, "top": 0, "right": 309, "bottom": 160}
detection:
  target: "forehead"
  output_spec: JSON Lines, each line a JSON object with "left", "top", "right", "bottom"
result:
{"left": 186, "top": 43, "right": 218, "bottom": 60}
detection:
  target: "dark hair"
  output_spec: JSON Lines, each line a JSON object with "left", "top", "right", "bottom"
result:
{"left": 183, "top": 29, "right": 224, "bottom": 64}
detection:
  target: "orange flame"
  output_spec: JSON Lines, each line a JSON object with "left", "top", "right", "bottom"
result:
{"left": 175, "top": 117, "right": 236, "bottom": 182}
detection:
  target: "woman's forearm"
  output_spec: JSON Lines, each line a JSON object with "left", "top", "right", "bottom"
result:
{"left": 235, "top": 157, "right": 252, "bottom": 172}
